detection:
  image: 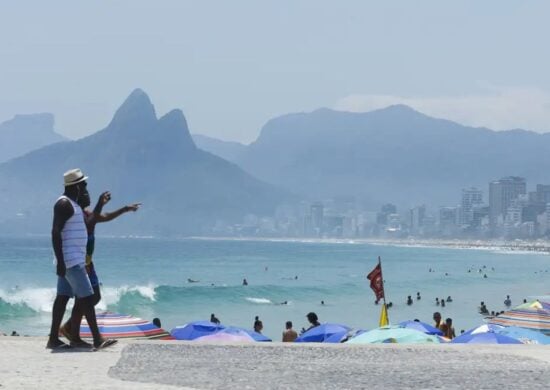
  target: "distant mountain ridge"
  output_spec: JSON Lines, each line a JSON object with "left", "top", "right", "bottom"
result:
{"left": 0, "top": 89, "right": 288, "bottom": 235}
{"left": 236, "top": 104, "right": 550, "bottom": 207}
{"left": 0, "top": 113, "right": 67, "bottom": 163}
{"left": 192, "top": 134, "right": 246, "bottom": 163}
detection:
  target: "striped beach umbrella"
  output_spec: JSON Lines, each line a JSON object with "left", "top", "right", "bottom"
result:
{"left": 80, "top": 311, "right": 173, "bottom": 340}
{"left": 488, "top": 303, "right": 550, "bottom": 336}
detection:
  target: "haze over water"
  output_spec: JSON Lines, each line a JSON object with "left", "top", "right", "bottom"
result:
{"left": 1, "top": 237, "right": 549, "bottom": 338}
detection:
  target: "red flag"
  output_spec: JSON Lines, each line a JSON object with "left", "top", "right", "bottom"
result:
{"left": 367, "top": 263, "right": 385, "bottom": 301}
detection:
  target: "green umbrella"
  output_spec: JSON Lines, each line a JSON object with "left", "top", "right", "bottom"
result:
{"left": 347, "top": 326, "right": 441, "bottom": 344}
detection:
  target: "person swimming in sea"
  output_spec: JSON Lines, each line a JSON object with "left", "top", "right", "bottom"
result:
{"left": 406, "top": 296, "right": 413, "bottom": 305}
{"left": 243, "top": 278, "right": 248, "bottom": 286}
{"left": 187, "top": 278, "right": 199, "bottom": 283}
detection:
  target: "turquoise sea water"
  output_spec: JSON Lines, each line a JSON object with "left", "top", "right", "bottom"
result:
{"left": 0, "top": 236, "right": 549, "bottom": 339}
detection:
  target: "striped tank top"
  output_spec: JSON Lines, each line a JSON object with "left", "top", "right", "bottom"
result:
{"left": 59, "top": 196, "right": 88, "bottom": 268}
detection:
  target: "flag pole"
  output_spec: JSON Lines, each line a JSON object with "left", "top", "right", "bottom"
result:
{"left": 378, "top": 256, "right": 389, "bottom": 323}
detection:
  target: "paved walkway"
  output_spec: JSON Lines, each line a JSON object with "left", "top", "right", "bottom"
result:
{"left": 110, "top": 343, "right": 550, "bottom": 390}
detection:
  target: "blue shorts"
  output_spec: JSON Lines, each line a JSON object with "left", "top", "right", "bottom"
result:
{"left": 57, "top": 264, "right": 94, "bottom": 298}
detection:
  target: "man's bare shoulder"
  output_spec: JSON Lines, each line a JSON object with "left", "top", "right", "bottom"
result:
{"left": 54, "top": 197, "right": 74, "bottom": 216}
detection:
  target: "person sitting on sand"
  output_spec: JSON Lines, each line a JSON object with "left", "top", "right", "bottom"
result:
{"left": 282, "top": 321, "right": 297, "bottom": 342}
{"left": 210, "top": 313, "right": 221, "bottom": 324}
{"left": 301, "top": 312, "right": 320, "bottom": 333}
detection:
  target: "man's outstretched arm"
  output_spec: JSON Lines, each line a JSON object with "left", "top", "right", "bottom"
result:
{"left": 97, "top": 203, "right": 140, "bottom": 223}
{"left": 90, "top": 191, "right": 140, "bottom": 223}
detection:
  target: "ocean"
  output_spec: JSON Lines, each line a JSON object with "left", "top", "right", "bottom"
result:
{"left": 0, "top": 236, "right": 549, "bottom": 339}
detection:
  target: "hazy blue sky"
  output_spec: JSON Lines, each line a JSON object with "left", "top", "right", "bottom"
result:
{"left": 1, "top": 1, "right": 550, "bottom": 143}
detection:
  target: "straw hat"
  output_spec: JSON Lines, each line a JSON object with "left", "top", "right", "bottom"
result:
{"left": 63, "top": 168, "right": 88, "bottom": 187}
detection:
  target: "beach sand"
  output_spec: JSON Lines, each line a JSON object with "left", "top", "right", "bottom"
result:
{"left": 1, "top": 338, "right": 550, "bottom": 389}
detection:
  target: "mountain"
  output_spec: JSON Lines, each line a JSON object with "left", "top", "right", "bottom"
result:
{"left": 0, "top": 113, "right": 67, "bottom": 163}
{"left": 0, "top": 89, "right": 288, "bottom": 236}
{"left": 237, "top": 105, "right": 550, "bottom": 207}
{"left": 192, "top": 134, "right": 246, "bottom": 163}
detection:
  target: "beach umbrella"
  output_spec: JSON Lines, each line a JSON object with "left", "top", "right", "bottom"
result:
{"left": 347, "top": 326, "right": 441, "bottom": 344}
{"left": 324, "top": 329, "right": 367, "bottom": 343}
{"left": 195, "top": 329, "right": 255, "bottom": 343}
{"left": 398, "top": 320, "right": 443, "bottom": 336}
{"left": 488, "top": 306, "right": 550, "bottom": 335}
{"left": 496, "top": 326, "right": 550, "bottom": 345}
{"left": 512, "top": 300, "right": 550, "bottom": 311}
{"left": 222, "top": 326, "right": 271, "bottom": 342}
{"left": 80, "top": 311, "right": 172, "bottom": 340}
{"left": 295, "top": 323, "right": 351, "bottom": 343}
{"left": 451, "top": 331, "right": 522, "bottom": 344}
{"left": 170, "top": 320, "right": 225, "bottom": 340}
{"left": 462, "top": 324, "right": 504, "bottom": 336}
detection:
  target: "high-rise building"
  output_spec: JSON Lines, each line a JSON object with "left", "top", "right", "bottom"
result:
{"left": 310, "top": 203, "right": 324, "bottom": 235}
{"left": 489, "top": 177, "right": 526, "bottom": 227}
{"left": 536, "top": 184, "right": 550, "bottom": 204}
{"left": 410, "top": 205, "right": 426, "bottom": 234}
{"left": 377, "top": 203, "right": 397, "bottom": 225}
{"left": 461, "top": 187, "right": 483, "bottom": 225}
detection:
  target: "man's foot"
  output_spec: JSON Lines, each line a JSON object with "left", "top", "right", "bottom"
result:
{"left": 46, "top": 339, "right": 71, "bottom": 350}
{"left": 59, "top": 323, "right": 74, "bottom": 342}
{"left": 70, "top": 339, "right": 93, "bottom": 348}
{"left": 93, "top": 339, "right": 118, "bottom": 351}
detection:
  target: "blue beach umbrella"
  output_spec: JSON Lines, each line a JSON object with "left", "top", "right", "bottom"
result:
{"left": 170, "top": 321, "right": 225, "bottom": 340}
{"left": 451, "top": 331, "right": 522, "bottom": 344}
{"left": 462, "top": 324, "right": 504, "bottom": 336}
{"left": 398, "top": 320, "right": 443, "bottom": 336}
{"left": 324, "top": 329, "right": 366, "bottom": 343}
{"left": 497, "top": 326, "right": 550, "bottom": 345}
{"left": 295, "top": 323, "right": 351, "bottom": 343}
{"left": 347, "top": 326, "right": 441, "bottom": 344}
{"left": 222, "top": 326, "right": 272, "bottom": 342}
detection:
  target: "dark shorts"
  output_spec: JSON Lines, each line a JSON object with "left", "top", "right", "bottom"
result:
{"left": 86, "top": 261, "right": 100, "bottom": 287}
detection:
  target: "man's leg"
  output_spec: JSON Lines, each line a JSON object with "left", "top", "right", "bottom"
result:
{"left": 47, "top": 294, "right": 70, "bottom": 348}
{"left": 63, "top": 285, "right": 100, "bottom": 341}
{"left": 66, "top": 264, "right": 115, "bottom": 349}
{"left": 74, "top": 295, "right": 105, "bottom": 347}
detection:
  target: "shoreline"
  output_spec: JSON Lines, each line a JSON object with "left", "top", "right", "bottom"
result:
{"left": 1, "top": 337, "right": 549, "bottom": 389}
{"left": 189, "top": 236, "right": 550, "bottom": 254}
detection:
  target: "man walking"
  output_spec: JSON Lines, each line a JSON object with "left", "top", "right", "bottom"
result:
{"left": 46, "top": 168, "right": 116, "bottom": 350}
{"left": 60, "top": 190, "right": 140, "bottom": 341}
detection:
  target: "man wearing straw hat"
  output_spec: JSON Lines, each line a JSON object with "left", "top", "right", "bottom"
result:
{"left": 46, "top": 168, "right": 117, "bottom": 350}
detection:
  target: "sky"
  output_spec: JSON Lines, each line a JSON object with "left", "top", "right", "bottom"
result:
{"left": 1, "top": 1, "right": 550, "bottom": 143}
